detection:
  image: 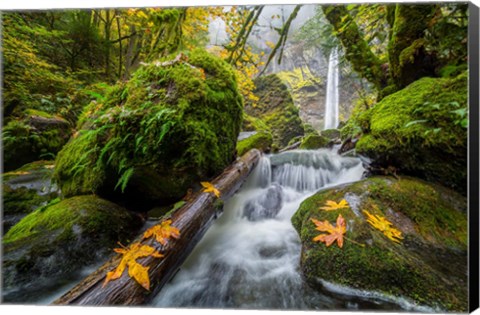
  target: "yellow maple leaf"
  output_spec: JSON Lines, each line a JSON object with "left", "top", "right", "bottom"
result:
{"left": 363, "top": 210, "right": 403, "bottom": 243}
{"left": 201, "top": 181, "right": 221, "bottom": 198}
{"left": 320, "top": 199, "right": 350, "bottom": 211}
{"left": 103, "top": 242, "right": 164, "bottom": 290}
{"left": 143, "top": 219, "right": 181, "bottom": 245}
{"left": 311, "top": 214, "right": 347, "bottom": 248}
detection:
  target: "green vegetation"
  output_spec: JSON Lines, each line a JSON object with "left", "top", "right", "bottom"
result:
{"left": 299, "top": 134, "right": 330, "bottom": 150}
{"left": 292, "top": 176, "right": 467, "bottom": 311}
{"left": 54, "top": 49, "right": 243, "bottom": 208}
{"left": 236, "top": 131, "right": 273, "bottom": 156}
{"left": 353, "top": 72, "right": 468, "bottom": 193}
{"left": 244, "top": 74, "right": 304, "bottom": 148}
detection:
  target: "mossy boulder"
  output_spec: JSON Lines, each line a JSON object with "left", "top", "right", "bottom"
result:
{"left": 54, "top": 49, "right": 243, "bottom": 209}
{"left": 292, "top": 176, "right": 467, "bottom": 312}
{"left": 299, "top": 134, "right": 330, "bottom": 150}
{"left": 3, "top": 112, "right": 71, "bottom": 171}
{"left": 236, "top": 131, "right": 273, "bottom": 156}
{"left": 2, "top": 161, "right": 59, "bottom": 233}
{"left": 354, "top": 72, "right": 467, "bottom": 193}
{"left": 320, "top": 129, "right": 341, "bottom": 140}
{"left": 244, "top": 74, "right": 304, "bottom": 148}
{"left": 2, "top": 195, "right": 143, "bottom": 301}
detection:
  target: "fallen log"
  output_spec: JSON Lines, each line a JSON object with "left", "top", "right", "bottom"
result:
{"left": 53, "top": 149, "right": 261, "bottom": 306}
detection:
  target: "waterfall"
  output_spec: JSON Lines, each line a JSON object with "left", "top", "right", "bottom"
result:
{"left": 152, "top": 149, "right": 368, "bottom": 309}
{"left": 324, "top": 48, "right": 340, "bottom": 130}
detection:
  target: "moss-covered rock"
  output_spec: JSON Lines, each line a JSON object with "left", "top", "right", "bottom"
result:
{"left": 2, "top": 161, "right": 59, "bottom": 233}
{"left": 236, "top": 131, "right": 273, "bottom": 156}
{"left": 3, "top": 113, "right": 71, "bottom": 171}
{"left": 54, "top": 49, "right": 243, "bottom": 209}
{"left": 292, "top": 176, "right": 467, "bottom": 312}
{"left": 2, "top": 195, "right": 143, "bottom": 300}
{"left": 299, "top": 134, "right": 330, "bottom": 150}
{"left": 244, "top": 74, "right": 304, "bottom": 148}
{"left": 354, "top": 72, "right": 467, "bottom": 193}
{"left": 320, "top": 129, "right": 341, "bottom": 140}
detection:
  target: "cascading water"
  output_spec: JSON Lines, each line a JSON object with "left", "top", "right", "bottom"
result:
{"left": 152, "top": 149, "right": 418, "bottom": 310}
{"left": 324, "top": 48, "right": 339, "bottom": 130}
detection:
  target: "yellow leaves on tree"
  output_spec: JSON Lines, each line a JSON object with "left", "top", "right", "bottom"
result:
{"left": 143, "top": 219, "right": 180, "bottom": 245}
{"left": 320, "top": 199, "right": 350, "bottom": 211}
{"left": 103, "top": 243, "right": 163, "bottom": 291}
{"left": 311, "top": 214, "right": 347, "bottom": 248}
{"left": 363, "top": 210, "right": 403, "bottom": 243}
{"left": 201, "top": 181, "right": 221, "bottom": 198}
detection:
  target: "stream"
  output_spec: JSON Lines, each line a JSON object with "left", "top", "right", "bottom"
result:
{"left": 151, "top": 149, "right": 424, "bottom": 310}
{"left": 10, "top": 149, "right": 429, "bottom": 311}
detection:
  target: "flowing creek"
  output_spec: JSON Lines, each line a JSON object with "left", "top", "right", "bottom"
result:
{"left": 10, "top": 149, "right": 430, "bottom": 311}
{"left": 151, "top": 149, "right": 427, "bottom": 310}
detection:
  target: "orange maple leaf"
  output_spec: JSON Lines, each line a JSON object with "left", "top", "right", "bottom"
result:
{"left": 319, "top": 199, "right": 349, "bottom": 211}
{"left": 311, "top": 214, "right": 347, "bottom": 248}
{"left": 201, "top": 181, "right": 221, "bottom": 198}
{"left": 143, "top": 219, "right": 181, "bottom": 245}
{"left": 103, "top": 242, "right": 163, "bottom": 290}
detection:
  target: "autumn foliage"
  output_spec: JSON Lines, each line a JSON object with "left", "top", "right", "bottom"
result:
{"left": 311, "top": 215, "right": 347, "bottom": 248}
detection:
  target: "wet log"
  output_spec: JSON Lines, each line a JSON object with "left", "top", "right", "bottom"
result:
{"left": 53, "top": 149, "right": 262, "bottom": 306}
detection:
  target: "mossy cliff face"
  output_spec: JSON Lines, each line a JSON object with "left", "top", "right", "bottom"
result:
{"left": 2, "top": 195, "right": 143, "bottom": 300}
{"left": 54, "top": 49, "right": 243, "bottom": 208}
{"left": 351, "top": 72, "right": 467, "bottom": 194}
{"left": 2, "top": 161, "right": 59, "bottom": 233}
{"left": 244, "top": 74, "right": 304, "bottom": 148}
{"left": 292, "top": 176, "right": 467, "bottom": 312}
{"left": 3, "top": 112, "right": 71, "bottom": 171}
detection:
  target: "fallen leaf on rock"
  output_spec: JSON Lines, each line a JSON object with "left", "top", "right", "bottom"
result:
{"left": 363, "top": 210, "right": 403, "bottom": 243}
{"left": 320, "top": 199, "right": 349, "bottom": 211}
{"left": 311, "top": 214, "right": 346, "bottom": 248}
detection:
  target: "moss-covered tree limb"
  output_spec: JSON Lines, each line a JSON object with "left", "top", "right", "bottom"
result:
{"left": 259, "top": 5, "right": 302, "bottom": 76}
{"left": 322, "top": 5, "right": 386, "bottom": 90}
{"left": 387, "top": 4, "right": 437, "bottom": 88}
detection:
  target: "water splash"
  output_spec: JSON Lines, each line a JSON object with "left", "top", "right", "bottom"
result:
{"left": 152, "top": 149, "right": 373, "bottom": 309}
{"left": 324, "top": 48, "right": 340, "bottom": 130}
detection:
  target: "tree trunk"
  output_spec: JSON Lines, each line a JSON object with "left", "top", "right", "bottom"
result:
{"left": 322, "top": 5, "right": 386, "bottom": 90}
{"left": 387, "top": 4, "right": 437, "bottom": 88}
{"left": 53, "top": 149, "right": 262, "bottom": 306}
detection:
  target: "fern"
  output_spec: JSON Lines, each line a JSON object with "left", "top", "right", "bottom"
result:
{"left": 115, "top": 167, "right": 135, "bottom": 193}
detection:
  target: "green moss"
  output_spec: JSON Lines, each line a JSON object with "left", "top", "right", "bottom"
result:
{"left": 54, "top": 49, "right": 243, "bottom": 207}
{"left": 236, "top": 131, "right": 273, "bottom": 156}
{"left": 241, "top": 113, "right": 271, "bottom": 133}
{"left": 2, "top": 117, "right": 70, "bottom": 171}
{"left": 299, "top": 134, "right": 330, "bottom": 150}
{"left": 292, "top": 176, "right": 467, "bottom": 311}
{"left": 439, "top": 64, "right": 468, "bottom": 78}
{"left": 4, "top": 195, "right": 140, "bottom": 245}
{"left": 355, "top": 72, "right": 467, "bottom": 193}
{"left": 244, "top": 74, "right": 304, "bottom": 148}
{"left": 387, "top": 5, "right": 436, "bottom": 88}
{"left": 2, "top": 186, "right": 49, "bottom": 216}
{"left": 320, "top": 129, "right": 340, "bottom": 140}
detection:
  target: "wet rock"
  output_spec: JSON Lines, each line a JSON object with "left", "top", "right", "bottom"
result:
{"left": 2, "top": 161, "right": 60, "bottom": 233}
{"left": 2, "top": 195, "right": 143, "bottom": 302}
{"left": 243, "top": 184, "right": 283, "bottom": 221}
{"left": 3, "top": 113, "right": 71, "bottom": 172}
{"left": 292, "top": 176, "right": 467, "bottom": 312}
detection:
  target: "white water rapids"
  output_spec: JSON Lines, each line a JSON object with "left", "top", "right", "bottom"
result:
{"left": 152, "top": 149, "right": 391, "bottom": 309}
{"left": 324, "top": 48, "right": 340, "bottom": 130}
